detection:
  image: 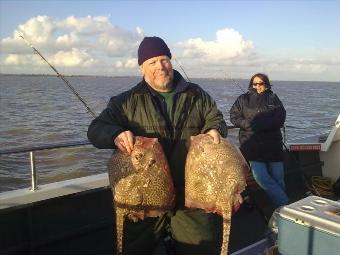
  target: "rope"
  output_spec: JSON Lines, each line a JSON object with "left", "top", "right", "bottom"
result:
{"left": 309, "top": 176, "right": 334, "bottom": 197}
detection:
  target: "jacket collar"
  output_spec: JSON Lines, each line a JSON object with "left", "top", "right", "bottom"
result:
{"left": 248, "top": 87, "right": 272, "bottom": 96}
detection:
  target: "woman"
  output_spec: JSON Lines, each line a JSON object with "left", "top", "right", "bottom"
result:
{"left": 229, "top": 73, "right": 288, "bottom": 208}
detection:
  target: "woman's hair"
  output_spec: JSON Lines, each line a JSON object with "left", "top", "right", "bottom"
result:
{"left": 248, "top": 73, "right": 272, "bottom": 89}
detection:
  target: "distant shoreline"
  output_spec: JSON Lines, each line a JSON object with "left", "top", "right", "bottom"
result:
{"left": 0, "top": 73, "right": 139, "bottom": 79}
{"left": 0, "top": 73, "right": 339, "bottom": 83}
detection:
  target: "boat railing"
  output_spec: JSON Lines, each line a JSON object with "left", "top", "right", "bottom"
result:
{"left": 0, "top": 139, "right": 91, "bottom": 192}
{"left": 0, "top": 125, "right": 287, "bottom": 193}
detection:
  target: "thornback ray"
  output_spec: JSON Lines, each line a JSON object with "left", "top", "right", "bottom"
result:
{"left": 107, "top": 136, "right": 175, "bottom": 255}
{"left": 185, "top": 134, "right": 248, "bottom": 255}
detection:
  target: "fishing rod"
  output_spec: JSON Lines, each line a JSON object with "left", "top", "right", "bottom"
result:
{"left": 174, "top": 57, "right": 191, "bottom": 82}
{"left": 228, "top": 74, "right": 246, "bottom": 94}
{"left": 18, "top": 33, "right": 97, "bottom": 118}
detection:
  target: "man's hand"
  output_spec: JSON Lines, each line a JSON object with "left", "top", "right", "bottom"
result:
{"left": 114, "top": 130, "right": 134, "bottom": 154}
{"left": 206, "top": 128, "right": 221, "bottom": 144}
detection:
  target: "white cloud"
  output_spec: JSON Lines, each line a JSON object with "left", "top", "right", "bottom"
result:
{"left": 56, "top": 32, "right": 81, "bottom": 46}
{"left": 1, "top": 15, "right": 143, "bottom": 56}
{"left": 2, "top": 49, "right": 96, "bottom": 68}
{"left": 0, "top": 36, "right": 31, "bottom": 54}
{"left": 290, "top": 59, "right": 327, "bottom": 74}
{"left": 50, "top": 48, "right": 96, "bottom": 67}
{"left": 17, "top": 16, "right": 56, "bottom": 44}
{"left": 115, "top": 61, "right": 123, "bottom": 68}
{"left": 124, "top": 58, "right": 138, "bottom": 68}
{"left": 177, "top": 28, "right": 254, "bottom": 63}
{"left": 56, "top": 15, "right": 142, "bottom": 54}
{"left": 260, "top": 56, "right": 338, "bottom": 75}
{"left": 4, "top": 54, "right": 31, "bottom": 65}
{"left": 59, "top": 15, "right": 113, "bottom": 35}
{"left": 1, "top": 16, "right": 339, "bottom": 81}
{"left": 114, "top": 58, "right": 137, "bottom": 69}
{"left": 4, "top": 54, "right": 43, "bottom": 66}
{"left": 0, "top": 15, "right": 144, "bottom": 75}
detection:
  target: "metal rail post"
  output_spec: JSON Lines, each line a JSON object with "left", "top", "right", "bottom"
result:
{"left": 29, "top": 151, "right": 38, "bottom": 191}
{"left": 283, "top": 125, "right": 287, "bottom": 144}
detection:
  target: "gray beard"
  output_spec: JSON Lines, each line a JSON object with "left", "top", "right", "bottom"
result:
{"left": 146, "top": 77, "right": 173, "bottom": 92}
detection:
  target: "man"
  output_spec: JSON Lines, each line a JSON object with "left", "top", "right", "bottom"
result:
{"left": 88, "top": 36, "right": 228, "bottom": 255}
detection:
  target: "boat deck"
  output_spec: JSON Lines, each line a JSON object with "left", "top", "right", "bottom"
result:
{"left": 1, "top": 114, "right": 339, "bottom": 254}
{"left": 0, "top": 184, "right": 271, "bottom": 255}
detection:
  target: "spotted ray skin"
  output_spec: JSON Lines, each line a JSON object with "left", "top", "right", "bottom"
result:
{"left": 185, "top": 134, "right": 248, "bottom": 255}
{"left": 108, "top": 136, "right": 175, "bottom": 255}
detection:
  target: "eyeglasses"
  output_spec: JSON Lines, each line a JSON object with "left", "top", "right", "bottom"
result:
{"left": 252, "top": 82, "right": 265, "bottom": 86}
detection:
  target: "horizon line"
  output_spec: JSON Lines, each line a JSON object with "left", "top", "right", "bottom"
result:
{"left": 0, "top": 73, "right": 339, "bottom": 83}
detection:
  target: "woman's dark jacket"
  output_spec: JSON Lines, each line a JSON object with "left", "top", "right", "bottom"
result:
{"left": 87, "top": 70, "right": 228, "bottom": 207}
{"left": 229, "top": 88, "right": 285, "bottom": 162}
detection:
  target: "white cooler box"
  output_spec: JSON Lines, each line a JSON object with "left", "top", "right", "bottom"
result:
{"left": 278, "top": 195, "right": 340, "bottom": 255}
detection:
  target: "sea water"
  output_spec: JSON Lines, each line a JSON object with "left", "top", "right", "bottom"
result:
{"left": 1, "top": 74, "right": 339, "bottom": 192}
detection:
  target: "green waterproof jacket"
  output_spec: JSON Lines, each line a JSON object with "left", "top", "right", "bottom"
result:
{"left": 87, "top": 70, "right": 228, "bottom": 207}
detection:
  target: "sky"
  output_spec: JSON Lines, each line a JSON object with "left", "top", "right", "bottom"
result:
{"left": 0, "top": 0, "right": 339, "bottom": 81}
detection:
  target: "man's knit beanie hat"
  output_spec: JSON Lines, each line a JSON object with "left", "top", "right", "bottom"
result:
{"left": 138, "top": 36, "right": 172, "bottom": 65}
